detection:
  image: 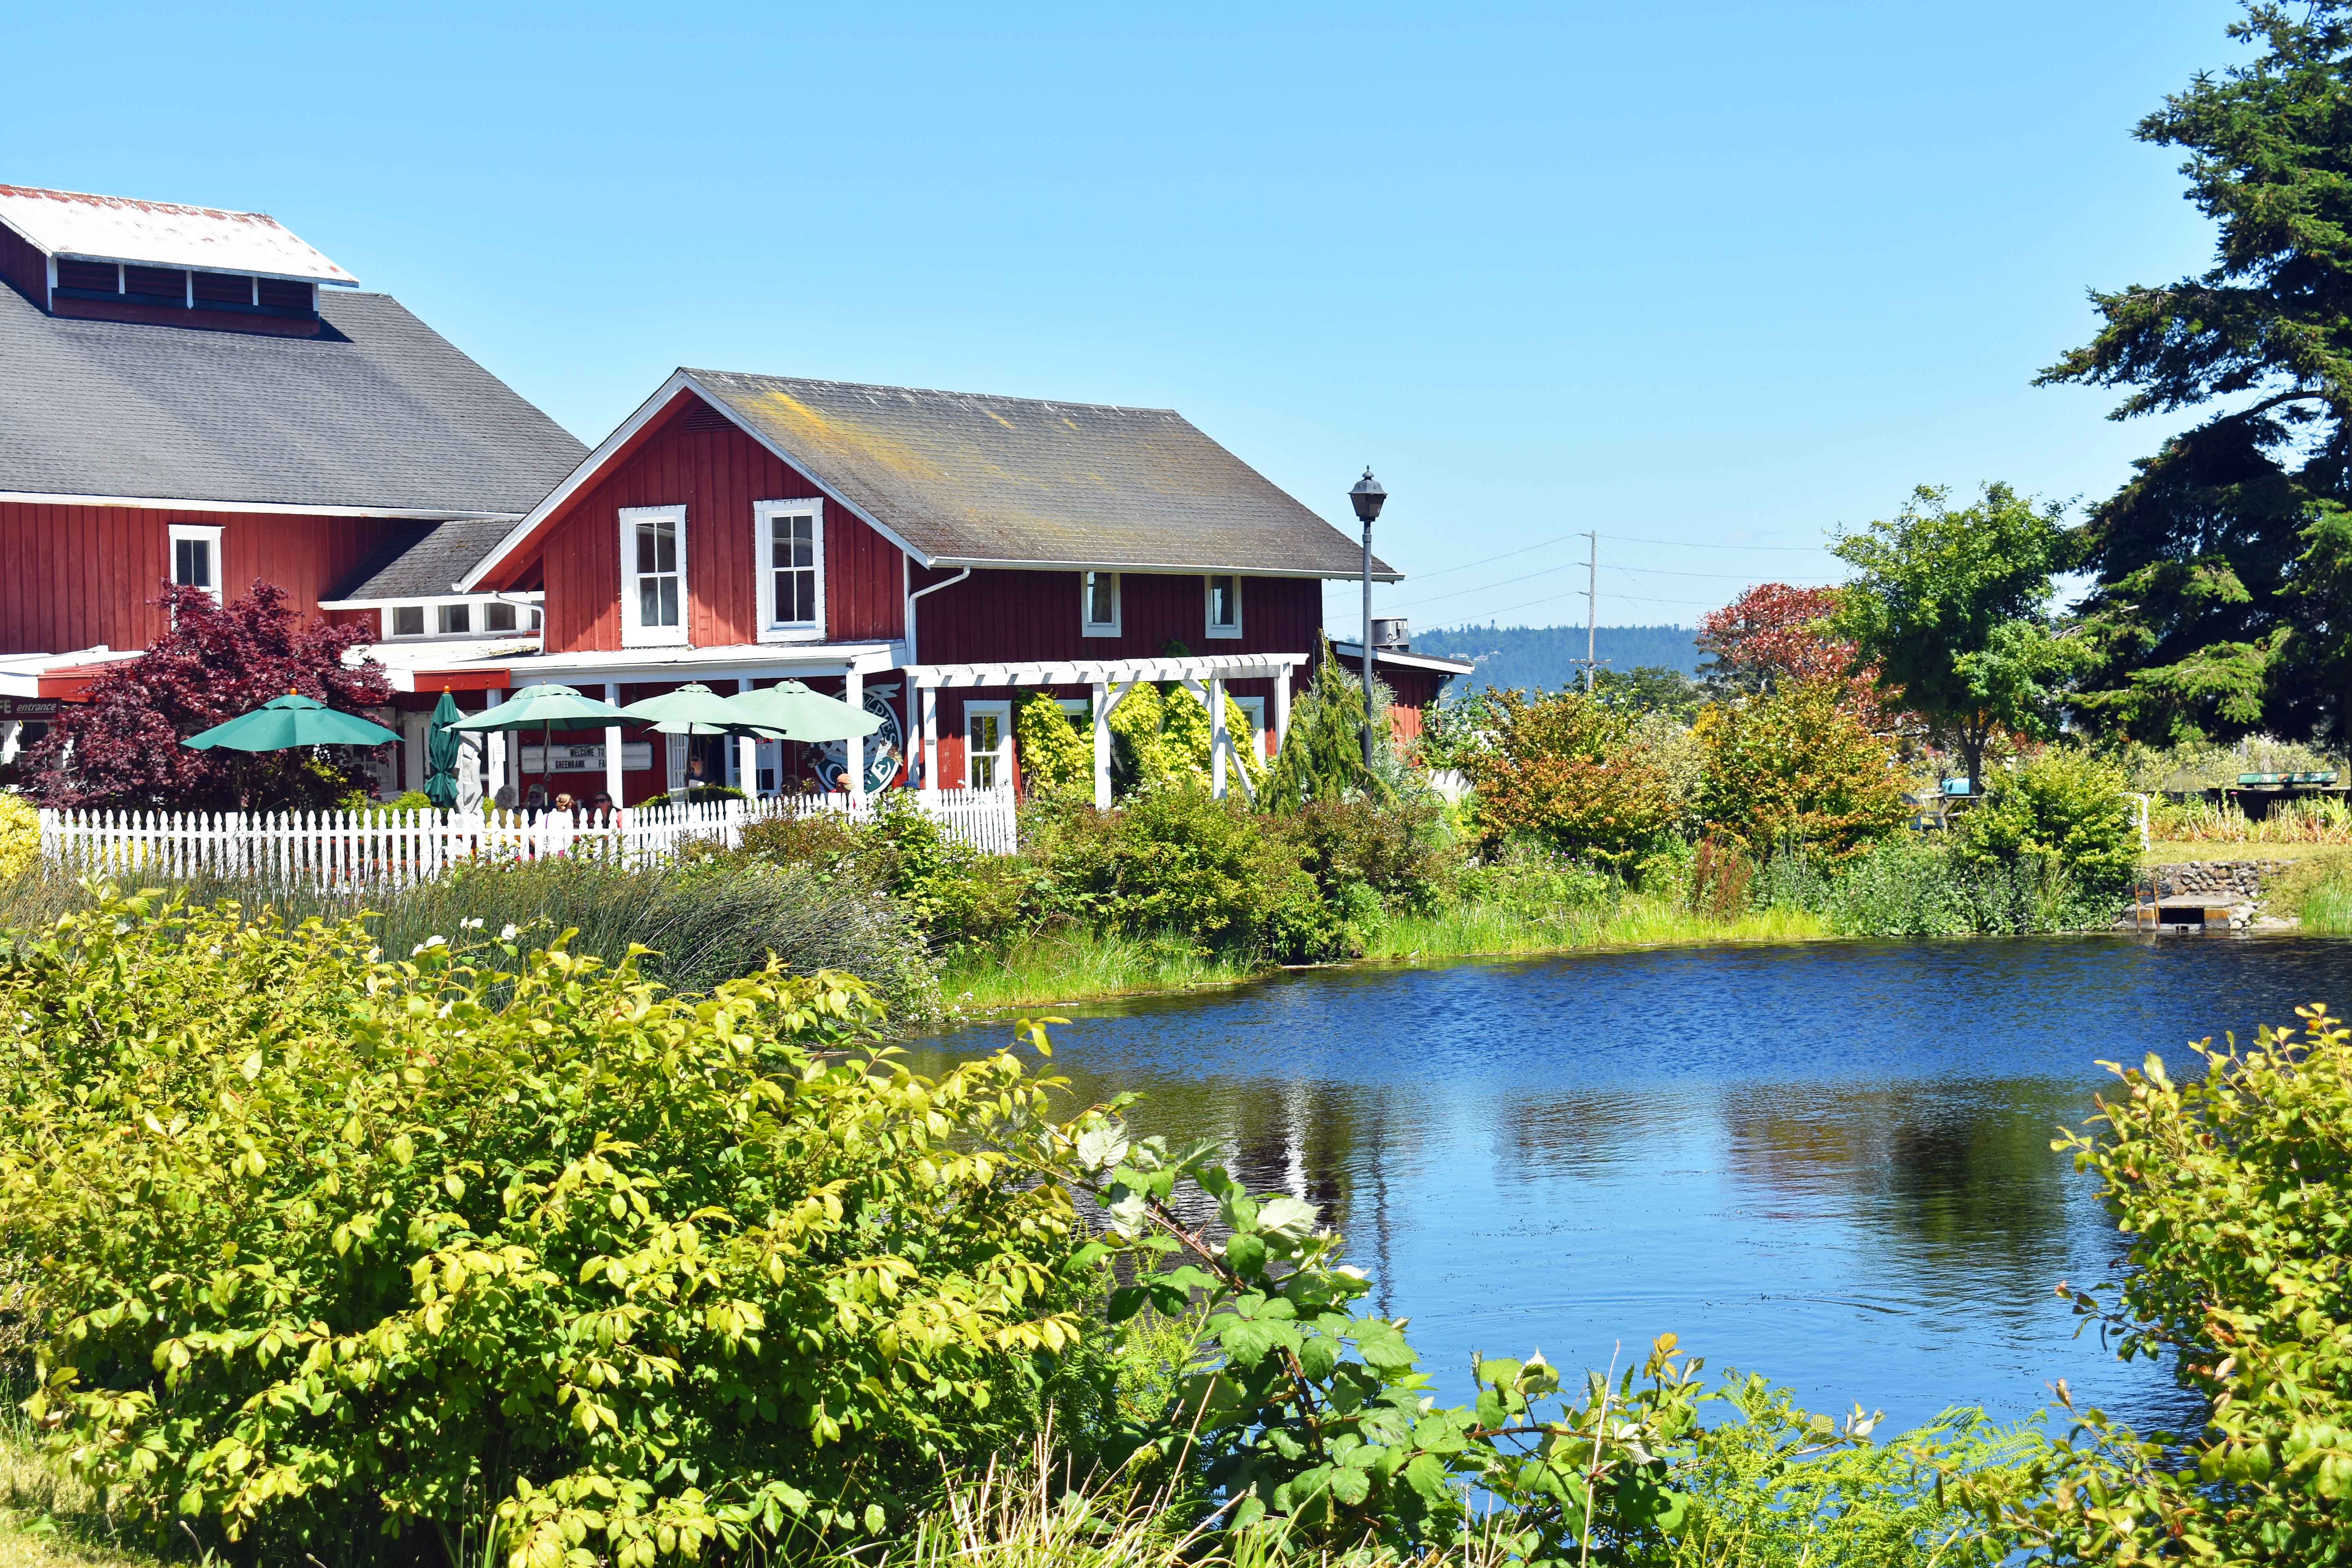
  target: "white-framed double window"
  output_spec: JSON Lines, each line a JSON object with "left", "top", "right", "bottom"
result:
{"left": 965, "top": 699, "right": 1012, "bottom": 789}
{"left": 619, "top": 505, "right": 687, "bottom": 647}
{"left": 169, "top": 523, "right": 222, "bottom": 602}
{"left": 1082, "top": 570, "right": 1122, "bottom": 637}
{"left": 1205, "top": 573, "right": 1242, "bottom": 639}
{"left": 755, "top": 500, "right": 825, "bottom": 641}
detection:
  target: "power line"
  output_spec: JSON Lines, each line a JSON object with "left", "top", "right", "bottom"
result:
{"left": 1397, "top": 530, "right": 1587, "bottom": 582}
{"left": 1604, "top": 563, "right": 1844, "bottom": 583}
{"left": 1385, "top": 558, "right": 1586, "bottom": 612}
{"left": 1598, "top": 532, "right": 1834, "bottom": 552}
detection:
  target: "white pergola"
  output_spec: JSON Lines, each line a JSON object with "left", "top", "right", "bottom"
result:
{"left": 900, "top": 652, "right": 1307, "bottom": 807}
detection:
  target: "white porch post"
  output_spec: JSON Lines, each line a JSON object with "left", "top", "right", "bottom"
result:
{"left": 1209, "top": 674, "right": 1228, "bottom": 799}
{"left": 1092, "top": 680, "right": 1112, "bottom": 809}
{"left": 921, "top": 683, "right": 939, "bottom": 794}
{"left": 736, "top": 679, "right": 758, "bottom": 796}
{"left": 403, "top": 710, "right": 428, "bottom": 795}
{"left": 844, "top": 668, "right": 866, "bottom": 804}
{"left": 484, "top": 688, "right": 506, "bottom": 805}
{"left": 1272, "top": 665, "right": 1293, "bottom": 760}
{"left": 0, "top": 720, "right": 21, "bottom": 766}
{"left": 603, "top": 682, "right": 624, "bottom": 807}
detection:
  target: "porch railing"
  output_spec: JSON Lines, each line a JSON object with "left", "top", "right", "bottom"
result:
{"left": 38, "top": 788, "right": 1020, "bottom": 889}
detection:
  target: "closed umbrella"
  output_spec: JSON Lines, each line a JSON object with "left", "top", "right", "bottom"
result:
{"left": 421, "top": 688, "right": 465, "bottom": 809}
{"left": 183, "top": 693, "right": 401, "bottom": 751}
{"left": 446, "top": 683, "right": 627, "bottom": 801}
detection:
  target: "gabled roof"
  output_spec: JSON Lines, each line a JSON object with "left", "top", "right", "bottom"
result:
{"left": 327, "top": 519, "right": 524, "bottom": 602}
{"left": 464, "top": 370, "right": 1394, "bottom": 588}
{"left": 0, "top": 285, "right": 587, "bottom": 516}
{"left": 0, "top": 185, "right": 358, "bottom": 283}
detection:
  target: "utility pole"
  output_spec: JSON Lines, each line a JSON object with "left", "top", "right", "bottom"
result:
{"left": 1581, "top": 530, "right": 1597, "bottom": 692}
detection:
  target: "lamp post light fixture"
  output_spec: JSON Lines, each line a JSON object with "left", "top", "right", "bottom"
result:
{"left": 1349, "top": 468, "right": 1387, "bottom": 771}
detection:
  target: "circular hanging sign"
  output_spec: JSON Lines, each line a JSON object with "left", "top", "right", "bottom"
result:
{"left": 813, "top": 683, "right": 907, "bottom": 794}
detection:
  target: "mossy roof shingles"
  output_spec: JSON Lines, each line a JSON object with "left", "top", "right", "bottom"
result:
{"left": 688, "top": 371, "right": 1391, "bottom": 577}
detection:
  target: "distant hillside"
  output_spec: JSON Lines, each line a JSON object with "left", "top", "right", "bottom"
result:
{"left": 1412, "top": 623, "right": 1700, "bottom": 691}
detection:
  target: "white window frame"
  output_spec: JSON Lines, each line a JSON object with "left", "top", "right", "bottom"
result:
{"left": 1204, "top": 573, "right": 1243, "bottom": 639}
{"left": 168, "top": 523, "right": 223, "bottom": 603}
{"left": 376, "top": 594, "right": 540, "bottom": 641}
{"left": 1081, "top": 570, "right": 1122, "bottom": 637}
{"left": 436, "top": 603, "right": 472, "bottom": 636}
{"left": 754, "top": 499, "right": 826, "bottom": 642}
{"left": 964, "top": 699, "right": 1013, "bottom": 790}
{"left": 619, "top": 504, "right": 688, "bottom": 648}
{"left": 1234, "top": 695, "right": 1268, "bottom": 757}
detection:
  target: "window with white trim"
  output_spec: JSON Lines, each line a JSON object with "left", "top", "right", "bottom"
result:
{"left": 619, "top": 505, "right": 687, "bottom": 646}
{"left": 437, "top": 603, "right": 471, "bottom": 636}
{"left": 1082, "top": 571, "right": 1121, "bottom": 637}
{"left": 1205, "top": 573, "right": 1242, "bottom": 639}
{"left": 1234, "top": 695, "right": 1268, "bottom": 757}
{"left": 965, "top": 700, "right": 1012, "bottom": 789}
{"left": 169, "top": 524, "right": 222, "bottom": 602}
{"left": 484, "top": 601, "right": 518, "bottom": 633}
{"left": 390, "top": 605, "right": 425, "bottom": 637}
{"left": 755, "top": 500, "right": 825, "bottom": 640}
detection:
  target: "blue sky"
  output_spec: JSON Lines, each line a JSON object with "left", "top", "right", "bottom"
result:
{"left": 7, "top": 1, "right": 2240, "bottom": 632}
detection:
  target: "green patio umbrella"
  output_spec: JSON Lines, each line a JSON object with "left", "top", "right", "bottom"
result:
{"left": 182, "top": 693, "right": 401, "bottom": 751}
{"left": 617, "top": 682, "right": 785, "bottom": 737}
{"left": 722, "top": 680, "right": 883, "bottom": 741}
{"left": 421, "top": 688, "right": 465, "bottom": 809}
{"left": 446, "top": 683, "right": 627, "bottom": 800}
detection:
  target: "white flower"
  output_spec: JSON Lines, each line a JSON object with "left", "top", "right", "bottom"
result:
{"left": 499, "top": 922, "right": 519, "bottom": 940}
{"left": 460, "top": 917, "right": 484, "bottom": 930}
{"left": 411, "top": 935, "right": 448, "bottom": 956}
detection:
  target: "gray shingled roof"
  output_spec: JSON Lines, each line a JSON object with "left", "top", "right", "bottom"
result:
{"left": 686, "top": 371, "right": 1392, "bottom": 577}
{"left": 329, "top": 517, "right": 525, "bottom": 600}
{"left": 0, "top": 286, "right": 585, "bottom": 514}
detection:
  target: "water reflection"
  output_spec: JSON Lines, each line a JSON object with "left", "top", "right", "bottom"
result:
{"left": 914, "top": 935, "right": 2352, "bottom": 1432}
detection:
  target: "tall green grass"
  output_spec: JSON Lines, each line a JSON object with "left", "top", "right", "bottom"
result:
{"left": 0, "top": 856, "right": 938, "bottom": 1017}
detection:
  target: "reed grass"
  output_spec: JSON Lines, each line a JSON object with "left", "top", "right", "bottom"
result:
{"left": 1362, "top": 891, "right": 1825, "bottom": 962}
{"left": 2158, "top": 795, "right": 2352, "bottom": 845}
{"left": 942, "top": 927, "right": 1261, "bottom": 1013}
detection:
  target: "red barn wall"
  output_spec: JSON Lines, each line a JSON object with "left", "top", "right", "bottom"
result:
{"left": 0, "top": 226, "right": 45, "bottom": 308}
{"left": 909, "top": 567, "right": 1322, "bottom": 667}
{"left": 535, "top": 398, "right": 906, "bottom": 653}
{"left": 0, "top": 501, "right": 402, "bottom": 656}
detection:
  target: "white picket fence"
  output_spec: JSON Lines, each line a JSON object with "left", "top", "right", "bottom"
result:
{"left": 38, "top": 788, "right": 1019, "bottom": 889}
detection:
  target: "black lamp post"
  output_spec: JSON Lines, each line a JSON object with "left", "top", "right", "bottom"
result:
{"left": 1349, "top": 469, "right": 1387, "bottom": 771}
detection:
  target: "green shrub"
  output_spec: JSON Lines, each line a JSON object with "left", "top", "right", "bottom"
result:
{"left": 1955, "top": 748, "right": 2139, "bottom": 898}
{"left": 1464, "top": 688, "right": 1683, "bottom": 871}
{"left": 1962, "top": 1006, "right": 2352, "bottom": 1563}
{"left": 0, "top": 893, "right": 1106, "bottom": 1561}
{"left": 639, "top": 784, "right": 746, "bottom": 809}
{"left": 733, "top": 795, "right": 1034, "bottom": 960}
{"left": 1033, "top": 789, "right": 1343, "bottom": 962}
{"left": 1262, "top": 798, "right": 1459, "bottom": 918}
{"left": 1264, "top": 641, "right": 1394, "bottom": 811}
{"left": 1453, "top": 844, "right": 1619, "bottom": 918}
{"left": 1824, "top": 832, "right": 2113, "bottom": 937}
{"left": 1015, "top": 693, "right": 1094, "bottom": 798}
{"left": 0, "top": 792, "right": 35, "bottom": 881}
{"left": 1695, "top": 678, "right": 1909, "bottom": 865}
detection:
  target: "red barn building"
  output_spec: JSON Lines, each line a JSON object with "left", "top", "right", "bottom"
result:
{"left": 426, "top": 370, "right": 1466, "bottom": 806}
{"left": 0, "top": 183, "right": 583, "bottom": 772}
{"left": 0, "top": 183, "right": 1465, "bottom": 804}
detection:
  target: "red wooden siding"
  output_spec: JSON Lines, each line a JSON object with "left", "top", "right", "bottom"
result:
{"left": 532, "top": 396, "right": 907, "bottom": 654}
{"left": 0, "top": 224, "right": 45, "bottom": 309}
{"left": 0, "top": 502, "right": 401, "bottom": 656}
{"left": 910, "top": 567, "right": 1322, "bottom": 667}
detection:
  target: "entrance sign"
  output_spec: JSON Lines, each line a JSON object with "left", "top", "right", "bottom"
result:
{"left": 518, "top": 741, "right": 652, "bottom": 774}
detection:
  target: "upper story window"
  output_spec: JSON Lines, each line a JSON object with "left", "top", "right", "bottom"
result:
{"left": 620, "top": 505, "right": 688, "bottom": 647}
{"left": 1082, "top": 570, "right": 1122, "bottom": 637}
{"left": 483, "top": 601, "right": 541, "bottom": 634}
{"left": 169, "top": 523, "right": 221, "bottom": 603}
{"left": 755, "top": 500, "right": 825, "bottom": 641}
{"left": 391, "top": 606, "right": 426, "bottom": 637}
{"left": 437, "top": 603, "right": 471, "bottom": 636}
{"left": 1205, "top": 573, "right": 1242, "bottom": 639}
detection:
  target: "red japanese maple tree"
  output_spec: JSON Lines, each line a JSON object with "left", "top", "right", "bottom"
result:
{"left": 1699, "top": 582, "right": 1894, "bottom": 730}
{"left": 27, "top": 581, "right": 393, "bottom": 811}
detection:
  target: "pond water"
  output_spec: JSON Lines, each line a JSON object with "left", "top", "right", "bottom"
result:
{"left": 911, "top": 935, "right": 2352, "bottom": 1436}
